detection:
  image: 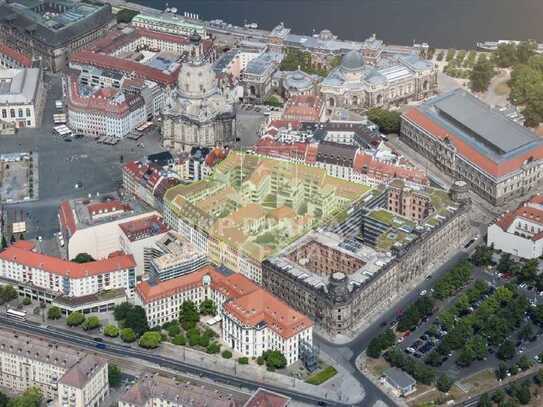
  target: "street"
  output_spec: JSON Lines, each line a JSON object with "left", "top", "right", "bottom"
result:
{"left": 0, "top": 316, "right": 353, "bottom": 407}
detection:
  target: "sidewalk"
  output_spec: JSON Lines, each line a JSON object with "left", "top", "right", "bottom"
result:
{"left": 24, "top": 310, "right": 364, "bottom": 405}
{"left": 355, "top": 353, "right": 408, "bottom": 407}
{"left": 158, "top": 342, "right": 366, "bottom": 405}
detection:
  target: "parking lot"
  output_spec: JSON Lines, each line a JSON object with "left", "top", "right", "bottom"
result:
{"left": 390, "top": 252, "right": 543, "bottom": 382}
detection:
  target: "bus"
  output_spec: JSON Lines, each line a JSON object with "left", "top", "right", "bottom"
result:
{"left": 6, "top": 309, "right": 26, "bottom": 320}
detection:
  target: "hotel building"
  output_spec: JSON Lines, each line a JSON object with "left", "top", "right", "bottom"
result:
{"left": 0, "top": 240, "right": 136, "bottom": 299}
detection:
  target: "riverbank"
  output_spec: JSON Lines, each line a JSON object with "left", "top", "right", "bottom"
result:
{"left": 118, "top": 0, "right": 543, "bottom": 49}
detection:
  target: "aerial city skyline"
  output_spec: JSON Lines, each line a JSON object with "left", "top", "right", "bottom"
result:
{"left": 0, "top": 1, "right": 542, "bottom": 407}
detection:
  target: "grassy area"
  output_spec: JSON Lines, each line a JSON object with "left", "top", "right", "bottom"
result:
{"left": 429, "top": 189, "right": 452, "bottom": 211}
{"left": 369, "top": 209, "right": 395, "bottom": 225}
{"left": 494, "top": 81, "right": 511, "bottom": 96}
{"left": 305, "top": 366, "right": 338, "bottom": 385}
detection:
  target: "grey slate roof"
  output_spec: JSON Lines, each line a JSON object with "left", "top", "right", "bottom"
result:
{"left": 0, "top": 68, "right": 40, "bottom": 105}
{"left": 430, "top": 89, "right": 541, "bottom": 156}
{"left": 60, "top": 353, "right": 107, "bottom": 389}
{"left": 384, "top": 367, "right": 416, "bottom": 390}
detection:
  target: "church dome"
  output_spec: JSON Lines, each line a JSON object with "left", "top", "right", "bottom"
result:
{"left": 177, "top": 61, "right": 218, "bottom": 99}
{"left": 341, "top": 50, "right": 365, "bottom": 72}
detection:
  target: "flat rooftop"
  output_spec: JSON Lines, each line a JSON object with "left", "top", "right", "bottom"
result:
{"left": 0, "top": 68, "right": 41, "bottom": 105}
{"left": 0, "top": 0, "right": 112, "bottom": 47}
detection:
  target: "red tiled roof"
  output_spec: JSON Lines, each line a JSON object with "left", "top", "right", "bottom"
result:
{"left": 70, "top": 51, "right": 178, "bottom": 86}
{"left": 224, "top": 288, "right": 312, "bottom": 339}
{"left": 87, "top": 201, "right": 132, "bottom": 218}
{"left": 0, "top": 245, "right": 136, "bottom": 278}
{"left": 404, "top": 108, "right": 543, "bottom": 178}
{"left": 136, "top": 266, "right": 222, "bottom": 303}
{"left": 353, "top": 150, "right": 428, "bottom": 185}
{"left": 118, "top": 215, "right": 169, "bottom": 242}
{"left": 282, "top": 95, "right": 323, "bottom": 122}
{"left": 204, "top": 147, "right": 228, "bottom": 167}
{"left": 0, "top": 44, "right": 32, "bottom": 67}
{"left": 59, "top": 200, "right": 77, "bottom": 236}
{"left": 136, "top": 267, "right": 313, "bottom": 339}
{"left": 12, "top": 240, "right": 35, "bottom": 251}
{"left": 244, "top": 389, "right": 290, "bottom": 407}
{"left": 66, "top": 72, "right": 145, "bottom": 117}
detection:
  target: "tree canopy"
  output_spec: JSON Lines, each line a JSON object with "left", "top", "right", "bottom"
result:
{"left": 367, "top": 108, "right": 401, "bottom": 134}
{"left": 262, "top": 350, "right": 287, "bottom": 369}
{"left": 7, "top": 388, "right": 41, "bottom": 407}
{"left": 81, "top": 316, "right": 101, "bottom": 331}
{"left": 179, "top": 301, "right": 200, "bottom": 330}
{"left": 104, "top": 324, "right": 119, "bottom": 337}
{"left": 66, "top": 311, "right": 85, "bottom": 327}
{"left": 120, "top": 328, "right": 137, "bottom": 343}
{"left": 47, "top": 306, "right": 62, "bottom": 320}
{"left": 72, "top": 253, "right": 95, "bottom": 263}
{"left": 469, "top": 56, "right": 495, "bottom": 92}
{"left": 108, "top": 364, "right": 122, "bottom": 387}
{"left": 0, "top": 285, "right": 18, "bottom": 304}
{"left": 139, "top": 331, "right": 162, "bottom": 349}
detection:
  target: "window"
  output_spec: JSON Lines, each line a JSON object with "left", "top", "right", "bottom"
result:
{"left": 18, "top": 109, "right": 23, "bottom": 118}
{"left": 10, "top": 109, "right": 15, "bottom": 118}
{"left": 26, "top": 108, "right": 31, "bottom": 117}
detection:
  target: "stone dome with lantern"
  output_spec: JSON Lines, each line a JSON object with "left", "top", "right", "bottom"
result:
{"left": 162, "top": 58, "right": 236, "bottom": 153}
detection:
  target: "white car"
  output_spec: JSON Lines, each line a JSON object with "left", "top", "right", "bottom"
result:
{"left": 420, "top": 290, "right": 427, "bottom": 296}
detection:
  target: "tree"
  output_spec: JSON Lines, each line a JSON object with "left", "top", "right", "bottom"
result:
{"left": 262, "top": 350, "right": 287, "bottom": 369}
{"left": 517, "top": 41, "right": 537, "bottom": 65}
{"left": 47, "top": 306, "right": 61, "bottom": 320}
{"left": 167, "top": 322, "right": 181, "bottom": 337}
{"left": 139, "top": 331, "right": 162, "bottom": 349}
{"left": 366, "top": 329, "right": 395, "bottom": 358}
{"left": 518, "top": 355, "right": 532, "bottom": 371}
{"left": 179, "top": 301, "right": 200, "bottom": 330}
{"left": 124, "top": 306, "right": 148, "bottom": 336}
{"left": 367, "top": 108, "right": 401, "bottom": 134}
{"left": 493, "top": 389, "right": 506, "bottom": 403}
{"left": 199, "top": 299, "right": 217, "bottom": 316}
{"left": 72, "top": 253, "right": 95, "bottom": 263}
{"left": 222, "top": 350, "right": 232, "bottom": 359}
{"left": 120, "top": 328, "right": 137, "bottom": 343}
{"left": 81, "top": 316, "right": 101, "bottom": 331}
{"left": 104, "top": 324, "right": 119, "bottom": 337}
{"left": 108, "top": 364, "right": 122, "bottom": 388}
{"left": 66, "top": 311, "right": 85, "bottom": 327}
{"left": 7, "top": 388, "right": 41, "bottom": 407}
{"left": 263, "top": 96, "right": 283, "bottom": 108}
{"left": 238, "top": 357, "right": 249, "bottom": 365}
{"left": 0, "top": 285, "right": 18, "bottom": 304}
{"left": 1, "top": 235, "right": 7, "bottom": 250}
{"left": 534, "top": 368, "right": 543, "bottom": 386}
{"left": 478, "top": 393, "right": 492, "bottom": 407}
{"left": 518, "top": 323, "right": 534, "bottom": 341}
{"left": 470, "top": 58, "right": 495, "bottom": 92}
{"left": 436, "top": 374, "right": 454, "bottom": 393}
{"left": 172, "top": 335, "right": 186, "bottom": 346}
{"left": 116, "top": 8, "right": 139, "bottom": 23}
{"left": 471, "top": 246, "right": 493, "bottom": 267}
{"left": 496, "top": 363, "right": 508, "bottom": 380}
{"left": 497, "top": 340, "right": 515, "bottom": 360}
{"left": 495, "top": 43, "right": 518, "bottom": 67}
{"left": 279, "top": 47, "right": 328, "bottom": 76}
{"left": 114, "top": 302, "right": 133, "bottom": 321}
{"left": 207, "top": 342, "right": 221, "bottom": 354}
{"left": 22, "top": 297, "right": 31, "bottom": 306}
{"left": 456, "top": 347, "right": 476, "bottom": 367}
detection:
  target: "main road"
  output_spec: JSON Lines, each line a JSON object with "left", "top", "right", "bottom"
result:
{"left": 314, "top": 250, "right": 473, "bottom": 406}
{"left": 0, "top": 316, "right": 351, "bottom": 407}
